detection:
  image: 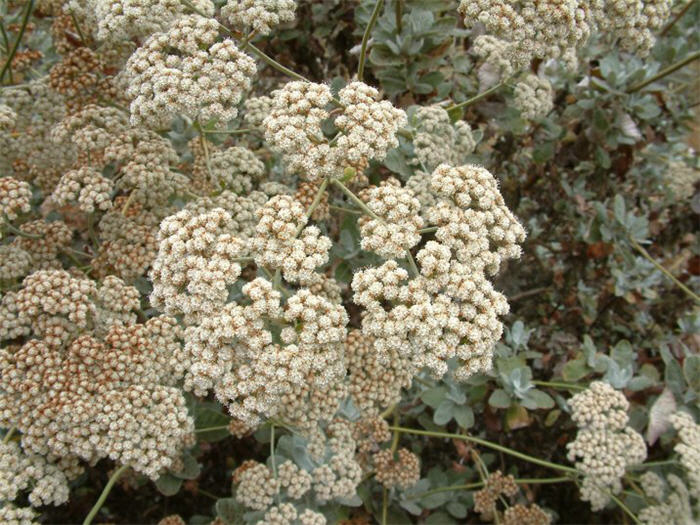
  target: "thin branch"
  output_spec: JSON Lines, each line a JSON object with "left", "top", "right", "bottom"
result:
{"left": 358, "top": 0, "right": 384, "bottom": 81}
{"left": 508, "top": 286, "right": 548, "bottom": 302}
{"left": 0, "top": 0, "right": 34, "bottom": 84}
{"left": 660, "top": 0, "right": 696, "bottom": 36}
{"left": 626, "top": 50, "right": 700, "bottom": 93}
{"left": 69, "top": 8, "right": 87, "bottom": 45}
{"left": 82, "top": 464, "right": 130, "bottom": 525}
{"left": 446, "top": 81, "right": 506, "bottom": 112}
{"left": 532, "top": 380, "right": 585, "bottom": 391}
{"left": 629, "top": 238, "right": 700, "bottom": 303}
{"left": 389, "top": 426, "right": 579, "bottom": 474}
{"left": 2, "top": 426, "right": 16, "bottom": 444}
{"left": 179, "top": 0, "right": 309, "bottom": 82}
{"left": 295, "top": 177, "right": 329, "bottom": 236}
{"left": 609, "top": 491, "right": 642, "bottom": 525}
{"left": 3, "top": 219, "right": 41, "bottom": 239}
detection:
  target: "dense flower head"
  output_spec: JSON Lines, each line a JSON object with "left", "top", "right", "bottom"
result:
{"left": 93, "top": 0, "right": 215, "bottom": 41}
{"left": 51, "top": 166, "right": 114, "bottom": 213}
{"left": 352, "top": 164, "right": 524, "bottom": 380}
{"left": 411, "top": 105, "right": 477, "bottom": 170}
{"left": 123, "top": 15, "right": 257, "bottom": 129}
{"left": 222, "top": 0, "right": 297, "bottom": 36}
{"left": 264, "top": 80, "right": 406, "bottom": 181}
{"left": 566, "top": 382, "right": 647, "bottom": 510}
{"left": 150, "top": 207, "right": 247, "bottom": 323}
{"left": 0, "top": 177, "right": 32, "bottom": 223}
{"left": 0, "top": 321, "right": 193, "bottom": 479}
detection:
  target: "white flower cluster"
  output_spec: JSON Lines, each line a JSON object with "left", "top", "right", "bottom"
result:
{"left": 638, "top": 472, "right": 695, "bottom": 525}
{"left": 92, "top": 0, "right": 215, "bottom": 41}
{"left": 345, "top": 329, "right": 413, "bottom": 416}
{"left": 334, "top": 82, "right": 407, "bottom": 173}
{"left": 123, "top": 15, "right": 257, "bottom": 129}
{"left": 251, "top": 195, "right": 332, "bottom": 285}
{"left": 184, "top": 190, "right": 265, "bottom": 241}
{"left": 0, "top": 503, "right": 37, "bottom": 524}
{"left": 50, "top": 104, "right": 129, "bottom": 154}
{"left": 669, "top": 411, "right": 700, "bottom": 498}
{"left": 234, "top": 422, "right": 361, "bottom": 521}
{"left": 244, "top": 95, "right": 273, "bottom": 127}
{"left": 150, "top": 207, "right": 246, "bottom": 323}
{"left": 11, "top": 220, "right": 73, "bottom": 270}
{"left": 184, "top": 275, "right": 346, "bottom": 430}
{"left": 358, "top": 179, "right": 423, "bottom": 259}
{"left": 666, "top": 160, "right": 700, "bottom": 200}
{"left": 51, "top": 166, "right": 114, "bottom": 213}
{"left": 222, "top": 0, "right": 297, "bottom": 36}
{"left": 0, "top": 441, "right": 75, "bottom": 507}
{"left": 0, "top": 246, "right": 32, "bottom": 282}
{"left": 472, "top": 35, "right": 514, "bottom": 85}
{"left": 513, "top": 74, "right": 554, "bottom": 121}
{"left": 411, "top": 105, "right": 477, "bottom": 171}
{"left": 0, "top": 320, "right": 193, "bottom": 480}
{"left": 0, "top": 104, "right": 17, "bottom": 130}
{"left": 352, "top": 164, "right": 525, "bottom": 380}
{"left": 566, "top": 381, "right": 647, "bottom": 510}
{"left": 263, "top": 81, "right": 406, "bottom": 181}
{"left": 0, "top": 270, "right": 97, "bottom": 347}
{"left": 459, "top": 0, "right": 674, "bottom": 66}
{"left": 372, "top": 448, "right": 420, "bottom": 490}
{"left": 93, "top": 207, "right": 160, "bottom": 281}
{"left": 209, "top": 146, "right": 266, "bottom": 194}
{"left": 0, "top": 177, "right": 31, "bottom": 222}
{"left": 458, "top": 0, "right": 588, "bottom": 68}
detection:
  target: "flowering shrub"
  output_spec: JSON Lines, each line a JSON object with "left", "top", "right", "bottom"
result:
{"left": 0, "top": 0, "right": 698, "bottom": 523}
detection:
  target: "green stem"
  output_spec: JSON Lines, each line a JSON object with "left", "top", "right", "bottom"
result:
{"left": 630, "top": 459, "right": 681, "bottom": 469}
{"left": 388, "top": 426, "right": 578, "bottom": 474}
{"left": 4, "top": 219, "right": 41, "bottom": 239}
{"left": 532, "top": 380, "right": 585, "bottom": 391}
{"left": 390, "top": 410, "right": 400, "bottom": 454}
{"left": 446, "top": 81, "right": 505, "bottom": 112}
{"left": 82, "top": 464, "right": 129, "bottom": 525}
{"left": 609, "top": 492, "right": 642, "bottom": 525}
{"left": 0, "top": 0, "right": 34, "bottom": 84}
{"left": 329, "top": 204, "right": 362, "bottom": 215}
{"left": 405, "top": 249, "right": 419, "bottom": 276}
{"left": 2, "top": 426, "right": 16, "bottom": 443}
{"left": 87, "top": 213, "right": 99, "bottom": 251}
{"left": 179, "top": 0, "right": 309, "bottom": 82}
{"left": 0, "top": 25, "right": 12, "bottom": 83}
{"left": 295, "top": 177, "right": 329, "bottom": 236}
{"left": 203, "top": 128, "right": 255, "bottom": 135}
{"left": 660, "top": 0, "right": 696, "bottom": 36}
{"left": 331, "top": 178, "right": 419, "bottom": 276}
{"left": 629, "top": 238, "right": 700, "bottom": 303}
{"left": 409, "top": 477, "right": 573, "bottom": 500}
{"left": 626, "top": 50, "right": 700, "bottom": 93}
{"left": 419, "top": 226, "right": 438, "bottom": 234}
{"left": 194, "top": 424, "right": 230, "bottom": 433}
{"left": 196, "top": 488, "right": 220, "bottom": 500}
{"left": 270, "top": 423, "right": 281, "bottom": 505}
{"left": 69, "top": 8, "right": 87, "bottom": 45}
{"left": 358, "top": 0, "right": 384, "bottom": 81}
{"left": 395, "top": 0, "right": 402, "bottom": 33}
{"left": 246, "top": 42, "right": 309, "bottom": 82}
{"left": 331, "top": 178, "right": 381, "bottom": 221}
{"left": 381, "top": 487, "right": 388, "bottom": 525}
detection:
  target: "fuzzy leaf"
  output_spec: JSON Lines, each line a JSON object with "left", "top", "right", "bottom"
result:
{"left": 646, "top": 387, "right": 676, "bottom": 445}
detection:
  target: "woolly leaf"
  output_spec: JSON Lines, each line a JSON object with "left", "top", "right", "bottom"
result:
{"left": 646, "top": 388, "right": 676, "bottom": 445}
{"left": 488, "top": 389, "right": 511, "bottom": 409}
